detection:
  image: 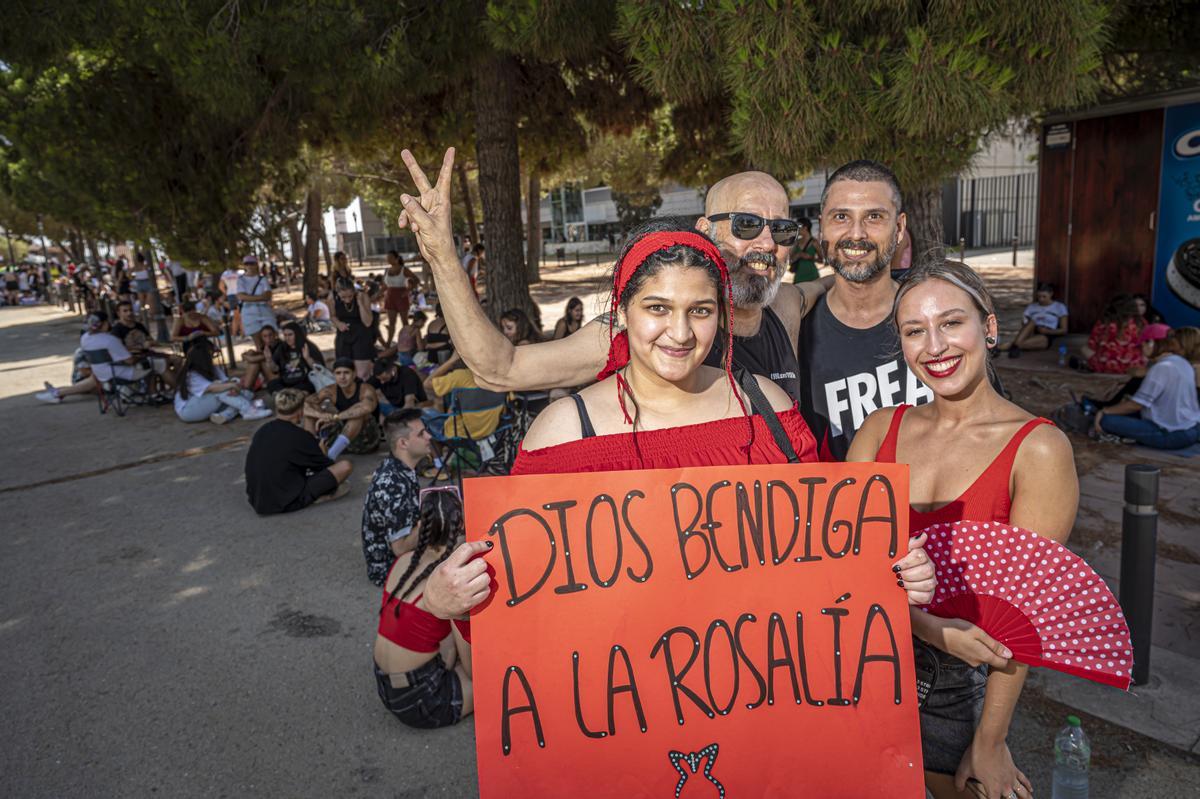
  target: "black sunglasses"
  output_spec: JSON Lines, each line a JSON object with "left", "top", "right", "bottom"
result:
{"left": 707, "top": 212, "right": 800, "bottom": 246}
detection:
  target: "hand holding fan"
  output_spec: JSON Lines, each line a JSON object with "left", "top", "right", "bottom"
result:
{"left": 917, "top": 520, "right": 1132, "bottom": 690}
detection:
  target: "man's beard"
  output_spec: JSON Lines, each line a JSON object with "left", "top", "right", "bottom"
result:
{"left": 729, "top": 251, "right": 784, "bottom": 308}
{"left": 825, "top": 236, "right": 897, "bottom": 283}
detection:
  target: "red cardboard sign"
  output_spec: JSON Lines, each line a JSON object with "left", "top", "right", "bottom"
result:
{"left": 466, "top": 462, "right": 923, "bottom": 798}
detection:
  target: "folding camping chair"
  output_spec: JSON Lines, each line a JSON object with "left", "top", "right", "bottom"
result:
{"left": 425, "top": 387, "right": 516, "bottom": 488}
{"left": 83, "top": 349, "right": 156, "bottom": 417}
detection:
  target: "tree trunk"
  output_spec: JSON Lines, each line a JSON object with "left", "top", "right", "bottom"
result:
{"left": 472, "top": 52, "right": 534, "bottom": 321}
{"left": 905, "top": 185, "right": 946, "bottom": 267}
{"left": 525, "top": 169, "right": 542, "bottom": 285}
{"left": 303, "top": 188, "right": 322, "bottom": 296}
{"left": 4, "top": 228, "right": 15, "bottom": 266}
{"left": 84, "top": 233, "right": 100, "bottom": 263}
{"left": 288, "top": 216, "right": 304, "bottom": 289}
{"left": 320, "top": 221, "right": 333, "bottom": 275}
{"left": 456, "top": 160, "right": 480, "bottom": 248}
{"left": 67, "top": 230, "right": 85, "bottom": 262}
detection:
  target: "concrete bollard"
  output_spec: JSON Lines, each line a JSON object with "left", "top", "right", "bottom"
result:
{"left": 1118, "top": 463, "right": 1159, "bottom": 686}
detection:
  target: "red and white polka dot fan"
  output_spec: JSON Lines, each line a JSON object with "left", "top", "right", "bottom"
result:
{"left": 917, "top": 521, "right": 1133, "bottom": 690}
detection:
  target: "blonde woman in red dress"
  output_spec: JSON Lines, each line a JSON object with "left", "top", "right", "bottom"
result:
{"left": 848, "top": 259, "right": 1079, "bottom": 799}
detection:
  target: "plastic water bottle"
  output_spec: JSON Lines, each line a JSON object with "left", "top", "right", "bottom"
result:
{"left": 1058, "top": 344, "right": 1068, "bottom": 367}
{"left": 1051, "top": 715, "right": 1090, "bottom": 798}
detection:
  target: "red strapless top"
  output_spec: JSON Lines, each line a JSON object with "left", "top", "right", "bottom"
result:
{"left": 510, "top": 405, "right": 819, "bottom": 475}
{"left": 377, "top": 590, "right": 449, "bottom": 653}
{"left": 874, "top": 404, "right": 1051, "bottom": 532}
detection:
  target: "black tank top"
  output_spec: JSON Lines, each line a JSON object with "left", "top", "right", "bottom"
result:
{"left": 703, "top": 306, "right": 800, "bottom": 401}
{"left": 335, "top": 378, "right": 362, "bottom": 412}
{"left": 796, "top": 294, "right": 931, "bottom": 461}
{"left": 334, "top": 294, "right": 369, "bottom": 335}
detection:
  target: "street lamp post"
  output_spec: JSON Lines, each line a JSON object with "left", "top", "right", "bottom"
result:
{"left": 36, "top": 215, "right": 48, "bottom": 265}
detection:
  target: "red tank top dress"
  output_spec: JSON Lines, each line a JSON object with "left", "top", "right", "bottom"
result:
{"left": 874, "top": 404, "right": 1052, "bottom": 533}
{"left": 510, "top": 405, "right": 818, "bottom": 475}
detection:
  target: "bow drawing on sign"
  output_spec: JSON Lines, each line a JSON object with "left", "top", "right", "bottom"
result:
{"left": 668, "top": 743, "right": 725, "bottom": 799}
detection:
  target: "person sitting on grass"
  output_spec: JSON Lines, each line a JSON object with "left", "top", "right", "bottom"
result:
{"left": 1093, "top": 326, "right": 1200, "bottom": 449}
{"left": 238, "top": 323, "right": 281, "bottom": 391}
{"left": 499, "top": 307, "right": 542, "bottom": 345}
{"left": 360, "top": 408, "right": 432, "bottom": 586}
{"left": 1080, "top": 293, "right": 1145, "bottom": 374}
{"left": 422, "top": 303, "right": 453, "bottom": 364}
{"left": 173, "top": 338, "right": 272, "bottom": 425}
{"left": 373, "top": 486, "right": 473, "bottom": 729}
{"left": 394, "top": 310, "right": 426, "bottom": 366}
{"left": 37, "top": 311, "right": 157, "bottom": 404}
{"left": 267, "top": 321, "right": 326, "bottom": 395}
{"left": 244, "top": 387, "right": 353, "bottom": 515}
{"left": 999, "top": 283, "right": 1068, "bottom": 358}
{"left": 170, "top": 299, "right": 221, "bottom": 352}
{"left": 306, "top": 291, "right": 333, "bottom": 332}
{"left": 370, "top": 359, "right": 428, "bottom": 417}
{"left": 552, "top": 297, "right": 584, "bottom": 340}
{"left": 111, "top": 299, "right": 183, "bottom": 390}
{"left": 303, "top": 357, "right": 382, "bottom": 457}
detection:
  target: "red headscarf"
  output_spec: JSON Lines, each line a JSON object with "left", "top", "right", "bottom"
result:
{"left": 597, "top": 230, "right": 748, "bottom": 427}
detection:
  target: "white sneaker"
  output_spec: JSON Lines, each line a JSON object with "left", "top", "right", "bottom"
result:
{"left": 35, "top": 389, "right": 62, "bottom": 404}
{"left": 209, "top": 412, "right": 230, "bottom": 425}
{"left": 242, "top": 407, "right": 273, "bottom": 421}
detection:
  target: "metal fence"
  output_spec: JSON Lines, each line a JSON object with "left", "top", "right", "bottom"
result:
{"left": 945, "top": 172, "right": 1038, "bottom": 249}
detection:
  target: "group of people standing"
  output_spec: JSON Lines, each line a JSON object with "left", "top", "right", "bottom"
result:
{"left": 362, "top": 147, "right": 1078, "bottom": 799}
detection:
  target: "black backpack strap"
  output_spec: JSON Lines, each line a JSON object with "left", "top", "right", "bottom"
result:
{"left": 736, "top": 369, "right": 799, "bottom": 463}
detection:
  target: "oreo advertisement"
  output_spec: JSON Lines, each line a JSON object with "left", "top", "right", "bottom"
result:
{"left": 1154, "top": 102, "right": 1200, "bottom": 326}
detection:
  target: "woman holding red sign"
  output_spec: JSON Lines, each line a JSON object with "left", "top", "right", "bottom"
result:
{"left": 392, "top": 147, "right": 937, "bottom": 626}
{"left": 848, "top": 259, "right": 1079, "bottom": 799}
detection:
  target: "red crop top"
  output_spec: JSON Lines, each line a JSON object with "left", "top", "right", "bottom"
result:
{"left": 377, "top": 591, "right": 449, "bottom": 653}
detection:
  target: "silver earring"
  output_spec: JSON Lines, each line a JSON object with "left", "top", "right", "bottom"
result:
{"left": 985, "top": 336, "right": 996, "bottom": 346}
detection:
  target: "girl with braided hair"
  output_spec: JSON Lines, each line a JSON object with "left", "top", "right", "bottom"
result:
{"left": 372, "top": 487, "right": 473, "bottom": 728}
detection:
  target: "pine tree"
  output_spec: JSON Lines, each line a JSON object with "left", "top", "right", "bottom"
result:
{"left": 616, "top": 1, "right": 1110, "bottom": 259}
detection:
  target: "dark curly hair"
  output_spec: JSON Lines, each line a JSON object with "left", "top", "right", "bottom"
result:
{"left": 383, "top": 490, "right": 465, "bottom": 609}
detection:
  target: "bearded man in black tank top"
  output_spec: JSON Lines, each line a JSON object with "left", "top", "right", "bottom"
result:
{"left": 395, "top": 149, "right": 834, "bottom": 403}
{"left": 797, "top": 160, "right": 932, "bottom": 461}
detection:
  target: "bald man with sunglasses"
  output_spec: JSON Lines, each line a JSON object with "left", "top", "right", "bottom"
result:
{"left": 396, "top": 149, "right": 829, "bottom": 402}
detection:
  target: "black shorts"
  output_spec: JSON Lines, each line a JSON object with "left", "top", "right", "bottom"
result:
{"left": 915, "top": 639, "right": 987, "bottom": 775}
{"left": 287, "top": 468, "right": 337, "bottom": 511}
{"left": 336, "top": 330, "right": 375, "bottom": 361}
{"left": 374, "top": 657, "right": 463, "bottom": 729}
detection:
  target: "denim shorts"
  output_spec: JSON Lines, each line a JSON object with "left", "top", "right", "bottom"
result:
{"left": 915, "top": 638, "right": 987, "bottom": 775}
{"left": 374, "top": 657, "right": 463, "bottom": 729}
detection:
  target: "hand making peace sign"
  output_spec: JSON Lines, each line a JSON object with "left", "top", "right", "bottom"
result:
{"left": 396, "top": 147, "right": 459, "bottom": 267}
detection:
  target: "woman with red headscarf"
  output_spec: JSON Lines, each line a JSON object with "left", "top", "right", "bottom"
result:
{"left": 392, "top": 148, "right": 936, "bottom": 614}
{"left": 511, "top": 214, "right": 816, "bottom": 473}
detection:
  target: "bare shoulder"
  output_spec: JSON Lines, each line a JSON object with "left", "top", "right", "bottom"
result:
{"left": 753, "top": 374, "right": 793, "bottom": 412}
{"left": 846, "top": 406, "right": 900, "bottom": 462}
{"left": 1015, "top": 421, "right": 1075, "bottom": 471}
{"left": 522, "top": 393, "right": 585, "bottom": 451}
{"left": 768, "top": 282, "right": 805, "bottom": 336}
